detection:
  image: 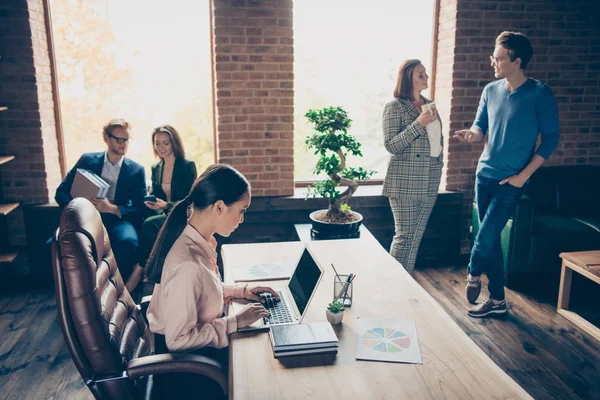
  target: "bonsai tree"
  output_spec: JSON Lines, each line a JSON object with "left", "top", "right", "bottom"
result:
{"left": 304, "top": 106, "right": 375, "bottom": 224}
{"left": 327, "top": 299, "right": 345, "bottom": 314}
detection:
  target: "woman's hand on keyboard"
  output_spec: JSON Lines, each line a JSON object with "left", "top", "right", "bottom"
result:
{"left": 235, "top": 303, "right": 270, "bottom": 328}
{"left": 243, "top": 285, "right": 280, "bottom": 303}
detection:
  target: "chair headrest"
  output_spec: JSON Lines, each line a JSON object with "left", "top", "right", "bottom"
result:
{"left": 60, "top": 198, "right": 108, "bottom": 267}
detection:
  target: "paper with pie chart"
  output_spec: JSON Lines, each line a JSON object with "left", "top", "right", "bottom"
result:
{"left": 231, "top": 262, "right": 293, "bottom": 282}
{"left": 355, "top": 318, "right": 422, "bottom": 364}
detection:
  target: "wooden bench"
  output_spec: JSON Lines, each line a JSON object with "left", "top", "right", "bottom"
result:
{"left": 558, "top": 250, "right": 600, "bottom": 342}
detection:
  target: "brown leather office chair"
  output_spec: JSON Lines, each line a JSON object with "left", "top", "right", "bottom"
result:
{"left": 51, "top": 198, "right": 227, "bottom": 399}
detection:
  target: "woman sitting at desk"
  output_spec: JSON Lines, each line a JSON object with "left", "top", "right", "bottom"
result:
{"left": 146, "top": 164, "right": 279, "bottom": 355}
{"left": 126, "top": 125, "right": 197, "bottom": 292}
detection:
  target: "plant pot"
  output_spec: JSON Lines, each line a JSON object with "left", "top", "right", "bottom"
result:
{"left": 325, "top": 309, "right": 344, "bottom": 325}
{"left": 309, "top": 210, "right": 363, "bottom": 240}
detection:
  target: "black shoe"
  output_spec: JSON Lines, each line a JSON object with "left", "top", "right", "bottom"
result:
{"left": 465, "top": 277, "right": 482, "bottom": 304}
{"left": 467, "top": 298, "right": 507, "bottom": 318}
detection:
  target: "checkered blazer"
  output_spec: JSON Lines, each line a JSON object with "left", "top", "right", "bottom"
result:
{"left": 382, "top": 97, "right": 444, "bottom": 198}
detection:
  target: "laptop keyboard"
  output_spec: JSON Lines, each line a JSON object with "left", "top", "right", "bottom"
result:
{"left": 260, "top": 291, "right": 294, "bottom": 325}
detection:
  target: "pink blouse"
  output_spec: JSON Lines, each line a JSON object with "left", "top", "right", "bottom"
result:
{"left": 147, "top": 224, "right": 247, "bottom": 351}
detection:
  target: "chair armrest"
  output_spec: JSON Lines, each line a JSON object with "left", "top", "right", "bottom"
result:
{"left": 140, "top": 295, "right": 152, "bottom": 307}
{"left": 137, "top": 295, "right": 152, "bottom": 325}
{"left": 127, "top": 353, "right": 227, "bottom": 395}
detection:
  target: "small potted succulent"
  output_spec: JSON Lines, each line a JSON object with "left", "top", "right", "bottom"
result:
{"left": 326, "top": 299, "right": 345, "bottom": 325}
{"left": 304, "top": 106, "right": 375, "bottom": 240}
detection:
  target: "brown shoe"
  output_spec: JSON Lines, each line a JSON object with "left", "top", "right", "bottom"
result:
{"left": 465, "top": 277, "right": 481, "bottom": 304}
{"left": 467, "top": 298, "right": 507, "bottom": 318}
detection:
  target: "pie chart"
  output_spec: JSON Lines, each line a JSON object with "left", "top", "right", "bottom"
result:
{"left": 248, "top": 263, "right": 286, "bottom": 279}
{"left": 360, "top": 327, "right": 412, "bottom": 353}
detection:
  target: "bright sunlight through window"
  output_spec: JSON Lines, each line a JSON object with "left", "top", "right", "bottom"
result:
{"left": 294, "top": 0, "right": 435, "bottom": 181}
{"left": 50, "top": 0, "right": 214, "bottom": 177}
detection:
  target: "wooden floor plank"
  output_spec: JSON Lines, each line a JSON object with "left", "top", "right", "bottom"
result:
{"left": 0, "top": 292, "right": 57, "bottom": 397}
{"left": 414, "top": 268, "right": 556, "bottom": 400}
{"left": 20, "top": 318, "right": 92, "bottom": 400}
{"left": 460, "top": 269, "right": 600, "bottom": 399}
{"left": 414, "top": 266, "right": 600, "bottom": 400}
{"left": 0, "top": 292, "right": 37, "bottom": 340}
{"left": 420, "top": 267, "right": 596, "bottom": 399}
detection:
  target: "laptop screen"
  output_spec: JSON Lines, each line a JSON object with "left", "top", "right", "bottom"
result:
{"left": 287, "top": 248, "right": 322, "bottom": 316}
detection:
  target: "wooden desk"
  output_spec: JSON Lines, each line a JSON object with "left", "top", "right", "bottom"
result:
{"left": 222, "top": 237, "right": 531, "bottom": 400}
{"left": 558, "top": 251, "right": 600, "bottom": 342}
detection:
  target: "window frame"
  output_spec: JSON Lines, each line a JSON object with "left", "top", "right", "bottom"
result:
{"left": 46, "top": 0, "right": 218, "bottom": 179}
{"left": 291, "top": 0, "right": 441, "bottom": 187}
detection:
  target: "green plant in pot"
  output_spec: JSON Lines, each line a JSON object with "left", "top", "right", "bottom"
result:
{"left": 326, "top": 299, "right": 345, "bottom": 325}
{"left": 304, "top": 106, "right": 375, "bottom": 239}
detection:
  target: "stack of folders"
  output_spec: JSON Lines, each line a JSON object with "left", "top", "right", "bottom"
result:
{"left": 269, "top": 322, "right": 339, "bottom": 358}
{"left": 70, "top": 169, "right": 110, "bottom": 200}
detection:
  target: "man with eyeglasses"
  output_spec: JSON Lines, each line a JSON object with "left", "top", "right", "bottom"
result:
{"left": 55, "top": 118, "right": 147, "bottom": 285}
{"left": 454, "top": 31, "right": 559, "bottom": 318}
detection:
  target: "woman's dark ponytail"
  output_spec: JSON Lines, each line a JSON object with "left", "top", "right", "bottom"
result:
{"left": 144, "top": 164, "right": 249, "bottom": 284}
{"left": 145, "top": 198, "right": 191, "bottom": 283}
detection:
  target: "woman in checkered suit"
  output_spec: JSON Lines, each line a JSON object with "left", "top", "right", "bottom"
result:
{"left": 382, "top": 59, "right": 443, "bottom": 273}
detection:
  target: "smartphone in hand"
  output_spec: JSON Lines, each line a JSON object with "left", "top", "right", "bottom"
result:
{"left": 144, "top": 195, "right": 157, "bottom": 203}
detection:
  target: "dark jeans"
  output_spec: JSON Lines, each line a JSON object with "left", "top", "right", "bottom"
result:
{"left": 139, "top": 213, "right": 167, "bottom": 268}
{"left": 468, "top": 175, "right": 525, "bottom": 301}
{"left": 102, "top": 214, "right": 139, "bottom": 281}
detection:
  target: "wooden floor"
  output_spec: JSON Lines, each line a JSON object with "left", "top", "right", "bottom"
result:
{"left": 0, "top": 289, "right": 92, "bottom": 399}
{"left": 1, "top": 266, "right": 599, "bottom": 400}
{"left": 413, "top": 266, "right": 600, "bottom": 400}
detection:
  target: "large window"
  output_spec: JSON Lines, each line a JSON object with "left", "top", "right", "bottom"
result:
{"left": 50, "top": 0, "right": 214, "bottom": 177}
{"left": 294, "top": 0, "right": 436, "bottom": 181}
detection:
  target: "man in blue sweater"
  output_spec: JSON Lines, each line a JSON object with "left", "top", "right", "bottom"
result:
{"left": 55, "top": 119, "right": 147, "bottom": 284}
{"left": 454, "top": 31, "right": 559, "bottom": 318}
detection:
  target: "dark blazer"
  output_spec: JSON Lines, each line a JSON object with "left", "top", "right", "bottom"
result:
{"left": 150, "top": 157, "right": 197, "bottom": 214}
{"left": 55, "top": 152, "right": 147, "bottom": 223}
{"left": 382, "top": 96, "right": 444, "bottom": 198}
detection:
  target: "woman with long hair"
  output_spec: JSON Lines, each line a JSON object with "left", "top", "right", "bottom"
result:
{"left": 382, "top": 59, "right": 444, "bottom": 273}
{"left": 125, "top": 125, "right": 197, "bottom": 292}
{"left": 146, "top": 164, "right": 277, "bottom": 356}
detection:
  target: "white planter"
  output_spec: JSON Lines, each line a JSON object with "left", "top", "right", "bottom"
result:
{"left": 326, "top": 309, "right": 344, "bottom": 325}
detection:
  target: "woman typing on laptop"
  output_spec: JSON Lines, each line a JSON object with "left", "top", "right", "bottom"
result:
{"left": 145, "top": 164, "right": 279, "bottom": 371}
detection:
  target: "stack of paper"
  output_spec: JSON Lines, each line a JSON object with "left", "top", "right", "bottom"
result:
{"left": 70, "top": 169, "right": 110, "bottom": 200}
{"left": 269, "top": 322, "right": 339, "bottom": 358}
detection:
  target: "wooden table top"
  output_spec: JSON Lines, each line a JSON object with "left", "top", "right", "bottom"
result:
{"left": 222, "top": 238, "right": 531, "bottom": 400}
{"left": 560, "top": 250, "right": 600, "bottom": 277}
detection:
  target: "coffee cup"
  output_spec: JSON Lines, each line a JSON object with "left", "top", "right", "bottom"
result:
{"left": 422, "top": 102, "right": 436, "bottom": 114}
{"left": 422, "top": 102, "right": 437, "bottom": 119}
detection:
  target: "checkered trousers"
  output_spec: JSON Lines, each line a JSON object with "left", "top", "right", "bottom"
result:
{"left": 388, "top": 158, "right": 442, "bottom": 273}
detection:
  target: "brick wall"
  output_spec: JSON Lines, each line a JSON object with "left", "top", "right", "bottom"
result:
{"left": 0, "top": 0, "right": 61, "bottom": 247}
{"left": 212, "top": 0, "right": 294, "bottom": 196}
{"left": 3, "top": 0, "right": 600, "bottom": 258}
{"left": 434, "top": 0, "right": 458, "bottom": 189}
{"left": 434, "top": 0, "right": 600, "bottom": 252}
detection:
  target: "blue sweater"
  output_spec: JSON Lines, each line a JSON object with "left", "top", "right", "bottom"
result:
{"left": 471, "top": 78, "right": 559, "bottom": 180}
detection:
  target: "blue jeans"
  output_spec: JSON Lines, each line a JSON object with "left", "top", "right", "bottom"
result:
{"left": 468, "top": 175, "right": 525, "bottom": 301}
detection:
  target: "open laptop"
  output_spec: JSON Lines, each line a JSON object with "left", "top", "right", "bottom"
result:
{"left": 230, "top": 244, "right": 324, "bottom": 331}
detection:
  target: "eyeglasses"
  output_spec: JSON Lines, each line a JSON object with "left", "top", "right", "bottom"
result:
{"left": 108, "top": 133, "right": 131, "bottom": 144}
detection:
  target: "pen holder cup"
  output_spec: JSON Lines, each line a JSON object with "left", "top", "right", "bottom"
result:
{"left": 334, "top": 275, "right": 353, "bottom": 307}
